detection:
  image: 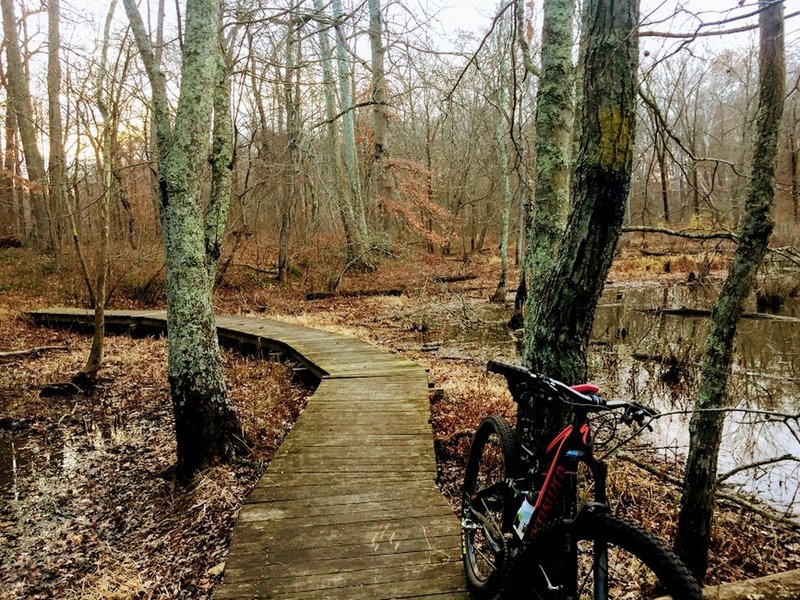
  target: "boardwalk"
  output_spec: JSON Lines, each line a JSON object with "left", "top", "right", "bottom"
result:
{"left": 28, "top": 309, "right": 469, "bottom": 599}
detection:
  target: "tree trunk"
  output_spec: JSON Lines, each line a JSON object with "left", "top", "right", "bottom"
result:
{"left": 1, "top": 0, "right": 53, "bottom": 251}
{"left": 124, "top": 0, "right": 242, "bottom": 479}
{"left": 674, "top": 0, "right": 785, "bottom": 581}
{"left": 0, "top": 67, "right": 16, "bottom": 234}
{"left": 333, "top": 0, "right": 370, "bottom": 266}
{"left": 522, "top": 0, "right": 575, "bottom": 324}
{"left": 278, "top": 17, "right": 300, "bottom": 284}
{"left": 79, "top": 0, "right": 118, "bottom": 383}
{"left": 312, "top": 0, "right": 360, "bottom": 261}
{"left": 207, "top": 23, "right": 235, "bottom": 285}
{"left": 491, "top": 98, "right": 513, "bottom": 303}
{"left": 790, "top": 102, "right": 798, "bottom": 222}
{"left": 47, "top": 0, "right": 67, "bottom": 249}
{"left": 368, "top": 0, "right": 389, "bottom": 215}
{"left": 657, "top": 128, "right": 670, "bottom": 223}
{"left": 523, "top": 0, "right": 639, "bottom": 457}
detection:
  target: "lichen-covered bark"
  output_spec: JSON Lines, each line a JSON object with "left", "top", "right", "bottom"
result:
{"left": 675, "top": 1, "right": 785, "bottom": 581}
{"left": 522, "top": 0, "right": 639, "bottom": 456}
{"left": 206, "top": 23, "right": 234, "bottom": 283}
{"left": 523, "top": 0, "right": 575, "bottom": 310}
{"left": 125, "top": 0, "right": 241, "bottom": 478}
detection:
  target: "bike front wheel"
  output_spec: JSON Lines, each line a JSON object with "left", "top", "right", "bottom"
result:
{"left": 461, "top": 415, "right": 520, "bottom": 598}
{"left": 507, "top": 510, "right": 702, "bottom": 600}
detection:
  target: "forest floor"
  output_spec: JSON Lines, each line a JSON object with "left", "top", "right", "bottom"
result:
{"left": 1, "top": 238, "right": 798, "bottom": 597}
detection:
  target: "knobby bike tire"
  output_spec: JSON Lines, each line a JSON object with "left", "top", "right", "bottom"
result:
{"left": 506, "top": 511, "right": 702, "bottom": 600}
{"left": 461, "top": 415, "right": 521, "bottom": 598}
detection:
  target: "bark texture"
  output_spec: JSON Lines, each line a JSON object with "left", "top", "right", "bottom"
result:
{"left": 523, "top": 0, "right": 575, "bottom": 305}
{"left": 124, "top": 0, "right": 242, "bottom": 478}
{"left": 523, "top": 0, "right": 640, "bottom": 455}
{"left": 674, "top": 0, "right": 785, "bottom": 581}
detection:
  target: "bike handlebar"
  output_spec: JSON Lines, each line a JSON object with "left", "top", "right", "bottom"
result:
{"left": 486, "top": 359, "right": 658, "bottom": 427}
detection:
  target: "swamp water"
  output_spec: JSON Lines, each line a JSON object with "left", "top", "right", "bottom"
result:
{"left": 437, "top": 281, "right": 800, "bottom": 517}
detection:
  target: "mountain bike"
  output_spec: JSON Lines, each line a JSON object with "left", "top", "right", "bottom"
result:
{"left": 461, "top": 359, "right": 702, "bottom": 599}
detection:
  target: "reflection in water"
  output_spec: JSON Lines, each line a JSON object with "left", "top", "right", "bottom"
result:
{"left": 438, "top": 282, "right": 800, "bottom": 516}
{"left": 0, "top": 421, "right": 135, "bottom": 502}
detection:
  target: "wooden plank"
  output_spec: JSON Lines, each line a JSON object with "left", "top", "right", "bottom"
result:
{"left": 229, "top": 516, "right": 458, "bottom": 549}
{"left": 225, "top": 535, "right": 461, "bottom": 569}
{"left": 28, "top": 308, "right": 466, "bottom": 598}
{"left": 223, "top": 547, "right": 459, "bottom": 582}
{"left": 214, "top": 573, "right": 468, "bottom": 599}
{"left": 245, "top": 487, "right": 448, "bottom": 509}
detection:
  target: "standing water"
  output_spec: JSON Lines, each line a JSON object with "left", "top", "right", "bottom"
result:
{"left": 439, "top": 281, "right": 800, "bottom": 517}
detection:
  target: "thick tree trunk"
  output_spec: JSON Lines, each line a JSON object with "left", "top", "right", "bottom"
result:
{"left": 674, "top": 1, "right": 785, "bottom": 581}
{"left": 523, "top": 0, "right": 639, "bottom": 457}
{"left": 124, "top": 0, "right": 242, "bottom": 479}
{"left": 1, "top": 0, "right": 53, "bottom": 251}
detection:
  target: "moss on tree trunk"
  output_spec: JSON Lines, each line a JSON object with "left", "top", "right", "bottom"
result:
{"left": 522, "top": 0, "right": 639, "bottom": 457}
{"left": 674, "top": 0, "right": 785, "bottom": 581}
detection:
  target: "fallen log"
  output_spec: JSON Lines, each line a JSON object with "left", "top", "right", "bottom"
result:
{"left": 0, "top": 345, "right": 69, "bottom": 359}
{"left": 635, "top": 307, "right": 800, "bottom": 323}
{"left": 306, "top": 288, "right": 404, "bottom": 301}
{"left": 0, "top": 235, "right": 22, "bottom": 248}
{"left": 431, "top": 273, "right": 478, "bottom": 283}
{"left": 656, "top": 568, "right": 800, "bottom": 600}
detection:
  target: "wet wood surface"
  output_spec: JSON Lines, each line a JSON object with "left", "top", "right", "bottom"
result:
{"left": 28, "top": 308, "right": 468, "bottom": 599}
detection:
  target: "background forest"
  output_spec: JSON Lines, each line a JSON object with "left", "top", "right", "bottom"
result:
{"left": 2, "top": 0, "right": 798, "bottom": 270}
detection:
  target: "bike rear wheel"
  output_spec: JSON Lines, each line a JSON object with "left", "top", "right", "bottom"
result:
{"left": 507, "top": 510, "right": 702, "bottom": 600}
{"left": 461, "top": 415, "right": 520, "bottom": 598}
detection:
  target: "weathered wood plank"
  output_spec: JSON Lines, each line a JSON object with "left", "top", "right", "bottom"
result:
{"left": 223, "top": 548, "right": 459, "bottom": 582}
{"left": 27, "top": 308, "right": 466, "bottom": 598}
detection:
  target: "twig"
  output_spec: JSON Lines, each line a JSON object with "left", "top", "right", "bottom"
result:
{"left": 444, "top": 0, "right": 514, "bottom": 102}
{"left": 716, "top": 454, "right": 800, "bottom": 485}
{"left": 617, "top": 452, "right": 800, "bottom": 531}
{"left": 310, "top": 99, "right": 388, "bottom": 129}
{"left": 622, "top": 225, "right": 737, "bottom": 242}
